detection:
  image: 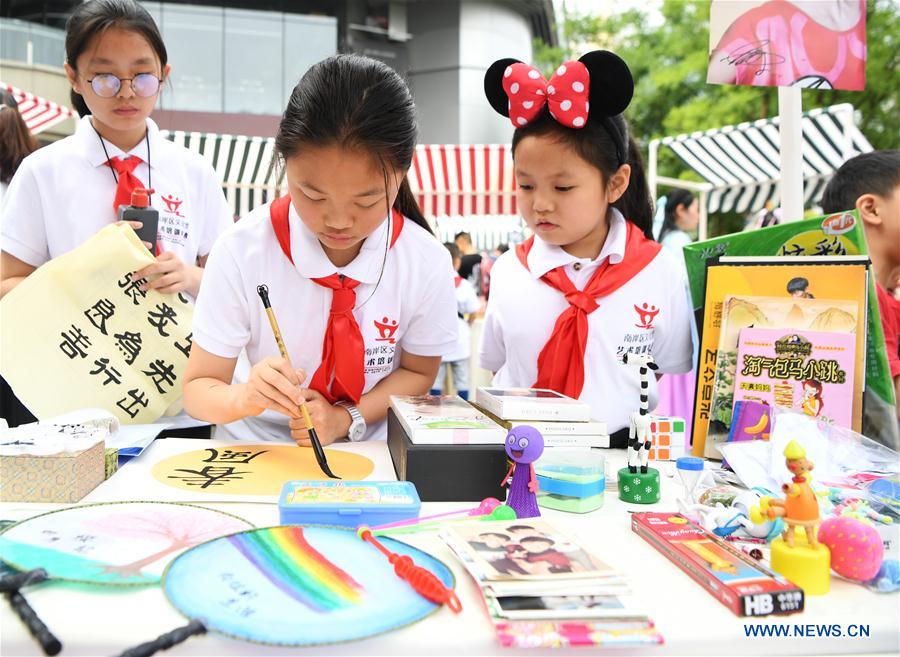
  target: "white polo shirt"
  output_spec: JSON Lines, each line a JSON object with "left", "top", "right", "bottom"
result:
{"left": 193, "top": 200, "right": 459, "bottom": 442}
{"left": 444, "top": 276, "right": 480, "bottom": 362}
{"left": 1, "top": 116, "right": 231, "bottom": 267}
{"left": 479, "top": 209, "right": 693, "bottom": 434}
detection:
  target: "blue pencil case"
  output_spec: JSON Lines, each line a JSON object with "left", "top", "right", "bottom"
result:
{"left": 278, "top": 480, "right": 421, "bottom": 528}
{"left": 536, "top": 475, "right": 605, "bottom": 499}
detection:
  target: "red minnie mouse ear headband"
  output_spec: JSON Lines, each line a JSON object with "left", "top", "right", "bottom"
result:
{"left": 484, "top": 50, "right": 634, "bottom": 166}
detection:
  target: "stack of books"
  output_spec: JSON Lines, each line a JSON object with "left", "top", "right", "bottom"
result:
{"left": 682, "top": 210, "right": 899, "bottom": 456}
{"left": 442, "top": 519, "right": 662, "bottom": 648}
{"left": 388, "top": 394, "right": 506, "bottom": 445}
{"left": 473, "top": 387, "right": 610, "bottom": 448}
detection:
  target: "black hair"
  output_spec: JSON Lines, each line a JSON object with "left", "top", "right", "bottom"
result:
{"left": 507, "top": 525, "right": 536, "bottom": 532}
{"left": 511, "top": 115, "right": 654, "bottom": 238}
{"left": 275, "top": 54, "right": 431, "bottom": 235}
{"left": 521, "top": 535, "right": 554, "bottom": 545}
{"left": 0, "top": 89, "right": 37, "bottom": 184}
{"left": 657, "top": 189, "right": 696, "bottom": 243}
{"left": 821, "top": 150, "right": 900, "bottom": 214}
{"left": 444, "top": 242, "right": 461, "bottom": 261}
{"left": 65, "top": 0, "right": 168, "bottom": 118}
{"left": 484, "top": 50, "right": 652, "bottom": 239}
{"left": 787, "top": 277, "right": 810, "bottom": 294}
{"left": 455, "top": 231, "right": 472, "bottom": 244}
{"left": 495, "top": 242, "right": 509, "bottom": 254}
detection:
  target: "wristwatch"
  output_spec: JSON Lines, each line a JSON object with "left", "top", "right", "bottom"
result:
{"left": 335, "top": 401, "right": 367, "bottom": 442}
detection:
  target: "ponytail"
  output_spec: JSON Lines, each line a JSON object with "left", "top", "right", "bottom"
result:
{"left": 393, "top": 177, "right": 432, "bottom": 234}
{"left": 613, "top": 134, "right": 653, "bottom": 239}
{"left": 70, "top": 89, "right": 90, "bottom": 118}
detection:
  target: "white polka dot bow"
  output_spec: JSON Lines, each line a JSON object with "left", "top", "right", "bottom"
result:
{"left": 501, "top": 61, "right": 590, "bottom": 129}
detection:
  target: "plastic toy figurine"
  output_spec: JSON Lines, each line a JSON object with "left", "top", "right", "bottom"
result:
{"left": 617, "top": 353, "right": 661, "bottom": 504}
{"left": 751, "top": 440, "right": 820, "bottom": 548}
{"left": 750, "top": 440, "right": 831, "bottom": 595}
{"left": 622, "top": 353, "right": 658, "bottom": 474}
{"left": 501, "top": 426, "right": 544, "bottom": 519}
{"left": 679, "top": 490, "right": 780, "bottom": 540}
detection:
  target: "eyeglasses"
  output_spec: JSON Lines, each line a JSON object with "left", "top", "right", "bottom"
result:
{"left": 85, "top": 73, "right": 161, "bottom": 98}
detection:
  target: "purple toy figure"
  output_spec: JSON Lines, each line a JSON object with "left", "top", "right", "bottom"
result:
{"left": 501, "top": 426, "right": 545, "bottom": 519}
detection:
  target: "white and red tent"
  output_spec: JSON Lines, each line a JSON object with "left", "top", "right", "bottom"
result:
{"left": 161, "top": 130, "right": 523, "bottom": 248}
{"left": 2, "top": 82, "right": 77, "bottom": 135}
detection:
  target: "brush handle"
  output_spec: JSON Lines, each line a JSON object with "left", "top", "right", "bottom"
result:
{"left": 4, "top": 589, "right": 61, "bottom": 656}
{"left": 0, "top": 568, "right": 48, "bottom": 592}
{"left": 118, "top": 620, "right": 207, "bottom": 657}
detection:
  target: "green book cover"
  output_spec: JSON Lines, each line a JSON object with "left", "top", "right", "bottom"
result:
{"left": 684, "top": 210, "right": 894, "bottom": 432}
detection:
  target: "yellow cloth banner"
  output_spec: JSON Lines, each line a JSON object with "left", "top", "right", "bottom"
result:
{"left": 1, "top": 224, "right": 193, "bottom": 424}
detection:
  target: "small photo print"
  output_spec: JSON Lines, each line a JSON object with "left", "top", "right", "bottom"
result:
{"left": 449, "top": 520, "right": 613, "bottom": 580}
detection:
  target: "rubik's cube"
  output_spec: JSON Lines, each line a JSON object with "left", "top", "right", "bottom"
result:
{"left": 648, "top": 416, "right": 686, "bottom": 461}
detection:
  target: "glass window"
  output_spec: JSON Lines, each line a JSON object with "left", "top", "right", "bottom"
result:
{"left": 283, "top": 14, "right": 338, "bottom": 106}
{"left": 0, "top": 18, "right": 65, "bottom": 68}
{"left": 158, "top": 5, "right": 224, "bottom": 113}
{"left": 224, "top": 8, "right": 282, "bottom": 115}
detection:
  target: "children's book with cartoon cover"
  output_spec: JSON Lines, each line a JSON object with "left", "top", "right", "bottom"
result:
{"left": 703, "top": 293, "right": 859, "bottom": 458}
{"left": 691, "top": 256, "right": 868, "bottom": 457}
{"left": 733, "top": 327, "right": 855, "bottom": 429}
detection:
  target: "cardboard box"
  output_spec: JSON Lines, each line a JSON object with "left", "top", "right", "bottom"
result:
{"left": 0, "top": 440, "right": 105, "bottom": 502}
{"left": 632, "top": 512, "right": 804, "bottom": 617}
{"left": 387, "top": 409, "right": 509, "bottom": 502}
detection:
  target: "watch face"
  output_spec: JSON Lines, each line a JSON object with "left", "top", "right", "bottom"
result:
{"left": 349, "top": 419, "right": 366, "bottom": 441}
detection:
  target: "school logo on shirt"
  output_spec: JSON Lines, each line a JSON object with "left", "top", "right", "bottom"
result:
{"left": 157, "top": 192, "right": 190, "bottom": 247}
{"left": 374, "top": 316, "right": 399, "bottom": 344}
{"left": 366, "top": 316, "right": 399, "bottom": 376}
{"left": 634, "top": 302, "right": 660, "bottom": 329}
{"left": 161, "top": 194, "right": 185, "bottom": 217}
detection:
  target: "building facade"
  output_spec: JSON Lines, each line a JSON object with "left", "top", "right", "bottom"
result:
{"left": 1, "top": 0, "right": 556, "bottom": 142}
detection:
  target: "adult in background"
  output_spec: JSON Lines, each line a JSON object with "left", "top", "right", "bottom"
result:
{"left": 455, "top": 231, "right": 483, "bottom": 294}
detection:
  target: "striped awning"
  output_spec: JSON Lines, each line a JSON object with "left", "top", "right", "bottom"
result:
{"left": 407, "top": 144, "right": 517, "bottom": 217}
{"left": 658, "top": 104, "right": 872, "bottom": 214}
{"left": 2, "top": 82, "right": 76, "bottom": 135}
{"left": 161, "top": 130, "right": 516, "bottom": 220}
{"left": 162, "top": 130, "right": 282, "bottom": 220}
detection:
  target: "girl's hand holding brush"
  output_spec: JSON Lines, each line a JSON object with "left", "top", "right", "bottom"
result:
{"left": 239, "top": 357, "right": 307, "bottom": 419}
{"left": 288, "top": 389, "right": 350, "bottom": 446}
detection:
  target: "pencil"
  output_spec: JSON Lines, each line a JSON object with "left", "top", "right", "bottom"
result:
{"left": 256, "top": 284, "right": 339, "bottom": 479}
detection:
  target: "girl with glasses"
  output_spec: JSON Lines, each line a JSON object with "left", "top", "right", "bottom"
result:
{"left": 0, "top": 0, "right": 231, "bottom": 432}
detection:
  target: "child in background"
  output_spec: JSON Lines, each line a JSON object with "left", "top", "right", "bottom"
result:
{"left": 0, "top": 88, "right": 37, "bottom": 205}
{"left": 822, "top": 150, "right": 900, "bottom": 428}
{"left": 0, "top": 0, "right": 231, "bottom": 432}
{"left": 183, "top": 54, "right": 457, "bottom": 444}
{"left": 654, "top": 189, "right": 700, "bottom": 436}
{"left": 479, "top": 51, "right": 692, "bottom": 446}
{"left": 431, "top": 242, "right": 480, "bottom": 400}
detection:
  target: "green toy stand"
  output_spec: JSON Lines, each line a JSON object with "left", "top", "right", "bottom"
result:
{"left": 617, "top": 468, "right": 661, "bottom": 504}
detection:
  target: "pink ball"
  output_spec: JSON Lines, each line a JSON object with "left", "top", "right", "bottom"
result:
{"left": 473, "top": 497, "right": 502, "bottom": 516}
{"left": 818, "top": 517, "right": 884, "bottom": 582}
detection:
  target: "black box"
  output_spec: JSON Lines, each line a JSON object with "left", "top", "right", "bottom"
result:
{"left": 386, "top": 409, "right": 509, "bottom": 502}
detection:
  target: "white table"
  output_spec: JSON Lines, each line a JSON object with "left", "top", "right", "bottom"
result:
{"left": 1, "top": 446, "right": 897, "bottom": 656}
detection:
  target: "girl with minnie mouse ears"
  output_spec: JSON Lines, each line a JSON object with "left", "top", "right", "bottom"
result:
{"left": 478, "top": 51, "right": 693, "bottom": 445}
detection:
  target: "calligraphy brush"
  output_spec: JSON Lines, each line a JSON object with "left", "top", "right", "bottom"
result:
{"left": 256, "top": 285, "right": 339, "bottom": 479}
